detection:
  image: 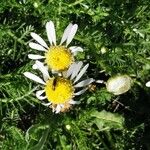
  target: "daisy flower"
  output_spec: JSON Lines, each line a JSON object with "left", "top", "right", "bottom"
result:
{"left": 23, "top": 61, "right": 94, "bottom": 113}
{"left": 28, "top": 21, "right": 83, "bottom": 72}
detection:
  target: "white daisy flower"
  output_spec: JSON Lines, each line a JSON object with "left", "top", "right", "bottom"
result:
{"left": 23, "top": 61, "right": 94, "bottom": 113}
{"left": 28, "top": 21, "right": 83, "bottom": 72}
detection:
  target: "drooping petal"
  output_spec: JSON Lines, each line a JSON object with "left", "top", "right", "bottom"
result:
{"left": 66, "top": 24, "right": 78, "bottom": 46}
{"left": 23, "top": 72, "right": 46, "bottom": 85}
{"left": 74, "top": 87, "right": 88, "bottom": 95}
{"left": 60, "top": 23, "right": 73, "bottom": 45}
{"left": 29, "top": 42, "right": 47, "bottom": 51}
{"left": 74, "top": 78, "right": 94, "bottom": 87}
{"left": 42, "top": 102, "right": 51, "bottom": 106}
{"left": 28, "top": 54, "right": 45, "bottom": 60}
{"left": 70, "top": 61, "right": 83, "bottom": 80}
{"left": 36, "top": 90, "right": 46, "bottom": 100}
{"left": 31, "top": 32, "right": 48, "bottom": 48}
{"left": 35, "top": 61, "right": 50, "bottom": 81}
{"left": 68, "top": 99, "right": 80, "bottom": 104}
{"left": 46, "top": 21, "right": 56, "bottom": 45}
{"left": 69, "top": 46, "right": 83, "bottom": 55}
{"left": 74, "top": 64, "right": 89, "bottom": 83}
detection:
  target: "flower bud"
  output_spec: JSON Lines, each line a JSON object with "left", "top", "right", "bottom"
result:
{"left": 66, "top": 125, "right": 71, "bottom": 130}
{"left": 146, "top": 81, "right": 150, "bottom": 87}
{"left": 100, "top": 47, "right": 107, "bottom": 54}
{"left": 106, "top": 75, "right": 131, "bottom": 95}
{"left": 33, "top": 2, "right": 38, "bottom": 8}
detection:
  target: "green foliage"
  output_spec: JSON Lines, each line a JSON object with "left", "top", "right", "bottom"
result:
{"left": 0, "top": 0, "right": 150, "bottom": 149}
{"left": 91, "top": 110, "right": 124, "bottom": 130}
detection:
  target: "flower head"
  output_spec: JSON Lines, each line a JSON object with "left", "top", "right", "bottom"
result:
{"left": 24, "top": 61, "right": 94, "bottom": 113}
{"left": 106, "top": 75, "right": 132, "bottom": 95}
{"left": 28, "top": 21, "right": 83, "bottom": 72}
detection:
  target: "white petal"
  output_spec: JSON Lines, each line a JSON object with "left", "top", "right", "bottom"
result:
{"left": 74, "top": 78, "right": 94, "bottom": 88}
{"left": 42, "top": 102, "right": 51, "bottom": 106}
{"left": 69, "top": 99, "right": 80, "bottom": 104}
{"left": 146, "top": 81, "right": 150, "bottom": 87}
{"left": 28, "top": 54, "right": 45, "bottom": 60}
{"left": 74, "top": 87, "right": 88, "bottom": 95}
{"left": 66, "top": 63, "right": 77, "bottom": 78}
{"left": 66, "top": 24, "right": 78, "bottom": 46}
{"left": 55, "top": 105, "right": 61, "bottom": 114}
{"left": 49, "top": 21, "right": 56, "bottom": 45}
{"left": 69, "top": 46, "right": 83, "bottom": 53}
{"left": 74, "top": 64, "right": 89, "bottom": 83}
{"left": 31, "top": 32, "right": 48, "bottom": 48}
{"left": 60, "top": 23, "right": 73, "bottom": 45}
{"left": 29, "top": 42, "right": 47, "bottom": 51}
{"left": 32, "top": 64, "right": 38, "bottom": 69}
{"left": 36, "top": 90, "right": 46, "bottom": 100}
{"left": 70, "top": 46, "right": 83, "bottom": 56}
{"left": 46, "top": 21, "right": 56, "bottom": 45}
{"left": 35, "top": 61, "right": 50, "bottom": 80}
{"left": 96, "top": 80, "right": 104, "bottom": 84}
{"left": 23, "top": 72, "right": 45, "bottom": 85}
{"left": 70, "top": 61, "right": 83, "bottom": 80}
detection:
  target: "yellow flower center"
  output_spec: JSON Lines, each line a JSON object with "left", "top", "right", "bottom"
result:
{"left": 45, "top": 77, "right": 74, "bottom": 104}
{"left": 45, "top": 46, "right": 73, "bottom": 71}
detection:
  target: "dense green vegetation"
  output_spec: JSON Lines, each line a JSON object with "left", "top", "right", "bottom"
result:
{"left": 0, "top": 0, "right": 150, "bottom": 149}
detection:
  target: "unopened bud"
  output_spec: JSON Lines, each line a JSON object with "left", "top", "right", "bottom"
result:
{"left": 106, "top": 75, "right": 132, "bottom": 95}
{"left": 146, "top": 81, "right": 150, "bottom": 87}
{"left": 66, "top": 125, "right": 71, "bottom": 130}
{"left": 33, "top": 2, "right": 38, "bottom": 8}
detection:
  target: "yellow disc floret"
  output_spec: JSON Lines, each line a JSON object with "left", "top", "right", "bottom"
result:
{"left": 45, "top": 46, "right": 73, "bottom": 71}
{"left": 45, "top": 77, "right": 74, "bottom": 104}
